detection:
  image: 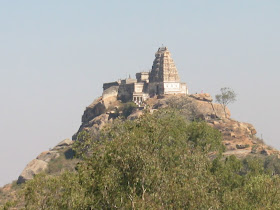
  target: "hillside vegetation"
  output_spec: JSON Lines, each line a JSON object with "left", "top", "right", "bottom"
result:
{"left": 2, "top": 108, "right": 280, "bottom": 209}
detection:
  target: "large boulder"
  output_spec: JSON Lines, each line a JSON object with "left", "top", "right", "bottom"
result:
{"left": 152, "top": 95, "right": 230, "bottom": 119}
{"left": 189, "top": 93, "right": 213, "bottom": 102}
{"left": 52, "top": 138, "right": 73, "bottom": 151}
{"left": 36, "top": 151, "right": 60, "bottom": 162}
{"left": 191, "top": 98, "right": 230, "bottom": 119}
{"left": 17, "top": 139, "right": 73, "bottom": 184}
{"left": 17, "top": 159, "right": 48, "bottom": 184}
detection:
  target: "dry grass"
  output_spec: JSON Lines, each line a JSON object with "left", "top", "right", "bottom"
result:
{"left": 46, "top": 148, "right": 79, "bottom": 175}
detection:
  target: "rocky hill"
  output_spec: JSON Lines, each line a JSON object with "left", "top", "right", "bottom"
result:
{"left": 14, "top": 93, "right": 279, "bottom": 185}
{"left": 1, "top": 92, "right": 279, "bottom": 207}
{"left": 73, "top": 92, "right": 278, "bottom": 156}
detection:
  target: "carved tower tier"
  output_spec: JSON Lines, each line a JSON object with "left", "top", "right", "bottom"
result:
{"left": 149, "top": 47, "right": 187, "bottom": 96}
{"left": 150, "top": 47, "right": 180, "bottom": 83}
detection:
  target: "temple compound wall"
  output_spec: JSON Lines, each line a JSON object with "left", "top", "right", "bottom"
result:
{"left": 102, "top": 47, "right": 188, "bottom": 104}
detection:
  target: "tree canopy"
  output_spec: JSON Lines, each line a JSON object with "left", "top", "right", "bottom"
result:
{"left": 4, "top": 108, "right": 280, "bottom": 209}
{"left": 215, "top": 87, "right": 237, "bottom": 118}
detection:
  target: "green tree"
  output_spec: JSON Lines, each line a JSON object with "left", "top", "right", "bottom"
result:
{"left": 72, "top": 109, "right": 224, "bottom": 209}
{"left": 23, "top": 172, "right": 89, "bottom": 210}
{"left": 215, "top": 87, "right": 236, "bottom": 118}
{"left": 20, "top": 108, "right": 280, "bottom": 209}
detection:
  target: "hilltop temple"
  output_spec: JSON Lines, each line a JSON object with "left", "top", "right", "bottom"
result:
{"left": 103, "top": 47, "right": 188, "bottom": 104}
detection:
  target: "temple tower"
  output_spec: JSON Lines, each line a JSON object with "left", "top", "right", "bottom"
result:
{"left": 149, "top": 47, "right": 187, "bottom": 95}
{"left": 150, "top": 47, "right": 180, "bottom": 83}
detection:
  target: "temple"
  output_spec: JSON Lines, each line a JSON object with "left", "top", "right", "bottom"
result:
{"left": 103, "top": 47, "right": 188, "bottom": 105}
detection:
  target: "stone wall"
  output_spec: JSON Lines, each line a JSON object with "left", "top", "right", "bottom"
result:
{"left": 103, "top": 82, "right": 119, "bottom": 91}
{"left": 148, "top": 82, "right": 164, "bottom": 96}
{"left": 118, "top": 83, "right": 135, "bottom": 102}
{"left": 136, "top": 72, "right": 149, "bottom": 82}
{"left": 102, "top": 86, "right": 119, "bottom": 108}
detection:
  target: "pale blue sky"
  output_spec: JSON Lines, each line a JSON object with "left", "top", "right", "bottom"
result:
{"left": 1, "top": 1, "right": 280, "bottom": 186}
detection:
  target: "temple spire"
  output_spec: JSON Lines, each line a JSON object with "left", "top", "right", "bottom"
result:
{"left": 150, "top": 47, "right": 180, "bottom": 83}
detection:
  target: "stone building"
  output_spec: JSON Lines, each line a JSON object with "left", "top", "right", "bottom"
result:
{"left": 103, "top": 47, "right": 188, "bottom": 104}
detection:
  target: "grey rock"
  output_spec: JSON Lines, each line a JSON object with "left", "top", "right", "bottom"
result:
{"left": 190, "top": 93, "right": 213, "bottom": 102}
{"left": 17, "top": 159, "right": 48, "bottom": 184}
{"left": 52, "top": 139, "right": 73, "bottom": 150}
{"left": 36, "top": 151, "right": 60, "bottom": 162}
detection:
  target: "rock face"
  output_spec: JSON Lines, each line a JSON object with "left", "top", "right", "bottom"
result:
{"left": 190, "top": 93, "right": 213, "bottom": 102}
{"left": 36, "top": 151, "right": 60, "bottom": 162}
{"left": 207, "top": 118, "right": 278, "bottom": 157}
{"left": 52, "top": 138, "right": 73, "bottom": 151}
{"left": 73, "top": 92, "right": 120, "bottom": 140}
{"left": 17, "top": 159, "right": 48, "bottom": 184}
{"left": 84, "top": 113, "right": 111, "bottom": 134}
{"left": 152, "top": 95, "right": 230, "bottom": 120}
{"left": 17, "top": 139, "right": 73, "bottom": 184}
{"left": 81, "top": 97, "right": 106, "bottom": 124}
{"left": 191, "top": 98, "right": 230, "bottom": 119}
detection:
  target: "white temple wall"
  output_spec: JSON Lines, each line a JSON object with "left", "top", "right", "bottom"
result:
{"left": 134, "top": 83, "right": 145, "bottom": 93}
{"left": 163, "top": 82, "right": 187, "bottom": 95}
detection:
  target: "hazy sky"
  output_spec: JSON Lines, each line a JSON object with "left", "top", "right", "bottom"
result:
{"left": 1, "top": 1, "right": 280, "bottom": 186}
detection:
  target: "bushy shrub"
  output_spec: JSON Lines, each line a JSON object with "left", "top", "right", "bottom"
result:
{"left": 120, "top": 102, "right": 137, "bottom": 118}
